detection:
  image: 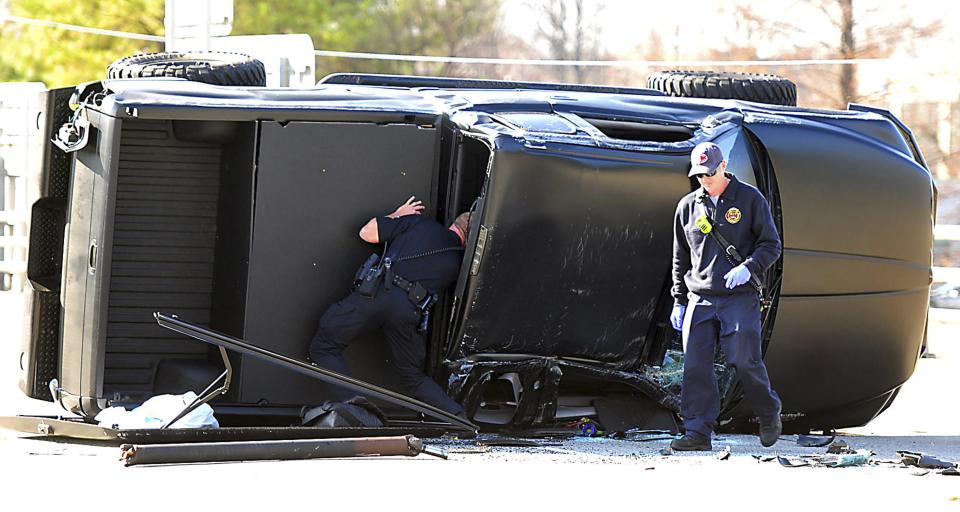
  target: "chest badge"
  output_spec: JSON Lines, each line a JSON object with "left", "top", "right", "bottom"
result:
{"left": 725, "top": 207, "right": 742, "bottom": 224}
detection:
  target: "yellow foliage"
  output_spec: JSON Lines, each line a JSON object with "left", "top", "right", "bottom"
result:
{"left": 0, "top": 0, "right": 164, "bottom": 87}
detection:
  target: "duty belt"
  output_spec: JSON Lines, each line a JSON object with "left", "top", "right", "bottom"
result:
{"left": 391, "top": 274, "right": 438, "bottom": 334}
{"left": 391, "top": 274, "right": 430, "bottom": 305}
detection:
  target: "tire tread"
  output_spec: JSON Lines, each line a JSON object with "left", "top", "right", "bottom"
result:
{"left": 107, "top": 51, "right": 266, "bottom": 87}
{"left": 647, "top": 70, "right": 797, "bottom": 107}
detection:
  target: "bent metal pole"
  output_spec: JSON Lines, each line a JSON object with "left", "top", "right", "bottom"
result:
{"left": 154, "top": 312, "right": 477, "bottom": 433}
{"left": 120, "top": 435, "right": 443, "bottom": 466}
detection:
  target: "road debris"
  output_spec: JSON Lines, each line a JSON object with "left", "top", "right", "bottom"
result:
{"left": 777, "top": 455, "right": 812, "bottom": 468}
{"left": 614, "top": 428, "right": 676, "bottom": 442}
{"left": 477, "top": 438, "right": 544, "bottom": 448}
{"left": 716, "top": 446, "right": 732, "bottom": 460}
{"left": 821, "top": 450, "right": 872, "bottom": 468}
{"left": 897, "top": 451, "right": 958, "bottom": 470}
{"left": 796, "top": 433, "right": 835, "bottom": 447}
{"left": 775, "top": 449, "right": 872, "bottom": 468}
{"left": 826, "top": 440, "right": 854, "bottom": 454}
{"left": 576, "top": 418, "right": 604, "bottom": 437}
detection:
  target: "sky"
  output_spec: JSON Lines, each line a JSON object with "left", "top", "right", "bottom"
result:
{"left": 503, "top": 0, "right": 958, "bottom": 60}
{"left": 501, "top": 0, "right": 960, "bottom": 100}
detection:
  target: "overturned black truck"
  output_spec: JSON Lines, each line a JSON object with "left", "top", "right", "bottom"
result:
{"left": 15, "top": 53, "right": 935, "bottom": 438}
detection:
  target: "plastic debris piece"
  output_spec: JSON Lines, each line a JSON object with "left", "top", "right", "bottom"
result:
{"left": 752, "top": 454, "right": 777, "bottom": 462}
{"left": 659, "top": 447, "right": 673, "bottom": 456}
{"left": 897, "top": 450, "right": 958, "bottom": 470}
{"left": 94, "top": 391, "right": 219, "bottom": 430}
{"left": 826, "top": 450, "right": 872, "bottom": 467}
{"left": 911, "top": 469, "right": 930, "bottom": 477}
{"left": 940, "top": 468, "right": 960, "bottom": 476}
{"left": 576, "top": 418, "right": 604, "bottom": 437}
{"left": 422, "top": 445, "right": 448, "bottom": 459}
{"left": 797, "top": 434, "right": 835, "bottom": 447}
{"left": 897, "top": 450, "right": 923, "bottom": 466}
{"left": 716, "top": 446, "right": 731, "bottom": 460}
{"left": 826, "top": 440, "right": 853, "bottom": 454}
{"left": 920, "top": 454, "right": 956, "bottom": 470}
{"left": 778, "top": 456, "right": 811, "bottom": 468}
{"left": 873, "top": 459, "right": 902, "bottom": 465}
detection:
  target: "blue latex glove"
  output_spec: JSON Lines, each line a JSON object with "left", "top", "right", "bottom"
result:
{"left": 670, "top": 303, "right": 686, "bottom": 331}
{"left": 724, "top": 263, "right": 752, "bottom": 289}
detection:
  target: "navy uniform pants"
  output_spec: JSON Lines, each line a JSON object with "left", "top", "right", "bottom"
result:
{"left": 308, "top": 287, "right": 464, "bottom": 416}
{"left": 681, "top": 292, "right": 781, "bottom": 438}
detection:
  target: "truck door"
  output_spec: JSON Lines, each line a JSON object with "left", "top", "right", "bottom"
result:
{"left": 447, "top": 137, "right": 691, "bottom": 366}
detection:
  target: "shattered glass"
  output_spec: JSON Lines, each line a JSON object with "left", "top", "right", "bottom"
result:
{"left": 645, "top": 335, "right": 737, "bottom": 401}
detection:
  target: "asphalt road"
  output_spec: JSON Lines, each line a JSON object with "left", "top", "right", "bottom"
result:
{"left": 1, "top": 292, "right": 958, "bottom": 509}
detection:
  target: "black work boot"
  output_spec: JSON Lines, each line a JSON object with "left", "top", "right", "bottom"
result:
{"left": 759, "top": 414, "right": 782, "bottom": 447}
{"left": 670, "top": 433, "right": 712, "bottom": 451}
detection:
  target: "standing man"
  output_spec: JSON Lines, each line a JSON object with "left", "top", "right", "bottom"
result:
{"left": 669, "top": 142, "right": 782, "bottom": 451}
{"left": 308, "top": 196, "right": 471, "bottom": 416}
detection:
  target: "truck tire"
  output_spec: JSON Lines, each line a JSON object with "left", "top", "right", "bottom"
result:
{"left": 107, "top": 52, "right": 266, "bottom": 86}
{"left": 647, "top": 70, "right": 797, "bottom": 107}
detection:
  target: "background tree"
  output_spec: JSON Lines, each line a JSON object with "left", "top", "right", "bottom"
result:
{"left": 530, "top": 0, "right": 605, "bottom": 84}
{"left": 362, "top": 0, "right": 503, "bottom": 77}
{"left": 713, "top": 0, "right": 941, "bottom": 109}
{"left": 0, "top": 0, "right": 503, "bottom": 86}
{"left": 710, "top": 0, "right": 954, "bottom": 177}
{"left": 233, "top": 0, "right": 502, "bottom": 78}
{"left": 0, "top": 0, "right": 163, "bottom": 87}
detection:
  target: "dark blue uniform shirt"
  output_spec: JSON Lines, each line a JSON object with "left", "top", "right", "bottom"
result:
{"left": 377, "top": 215, "right": 463, "bottom": 293}
{"left": 671, "top": 174, "right": 781, "bottom": 305}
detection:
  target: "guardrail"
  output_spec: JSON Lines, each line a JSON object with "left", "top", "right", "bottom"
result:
{"left": 1, "top": 82, "right": 45, "bottom": 292}
{"left": 0, "top": 210, "right": 28, "bottom": 291}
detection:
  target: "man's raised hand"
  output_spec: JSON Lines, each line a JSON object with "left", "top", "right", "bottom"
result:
{"left": 388, "top": 196, "right": 425, "bottom": 218}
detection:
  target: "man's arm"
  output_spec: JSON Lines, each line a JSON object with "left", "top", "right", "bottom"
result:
{"left": 358, "top": 219, "right": 380, "bottom": 244}
{"left": 671, "top": 204, "right": 692, "bottom": 305}
{"left": 359, "top": 196, "right": 424, "bottom": 243}
{"left": 742, "top": 193, "right": 782, "bottom": 275}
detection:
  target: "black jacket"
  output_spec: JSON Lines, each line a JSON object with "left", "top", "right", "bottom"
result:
{"left": 377, "top": 215, "right": 462, "bottom": 293}
{"left": 671, "top": 174, "right": 781, "bottom": 305}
